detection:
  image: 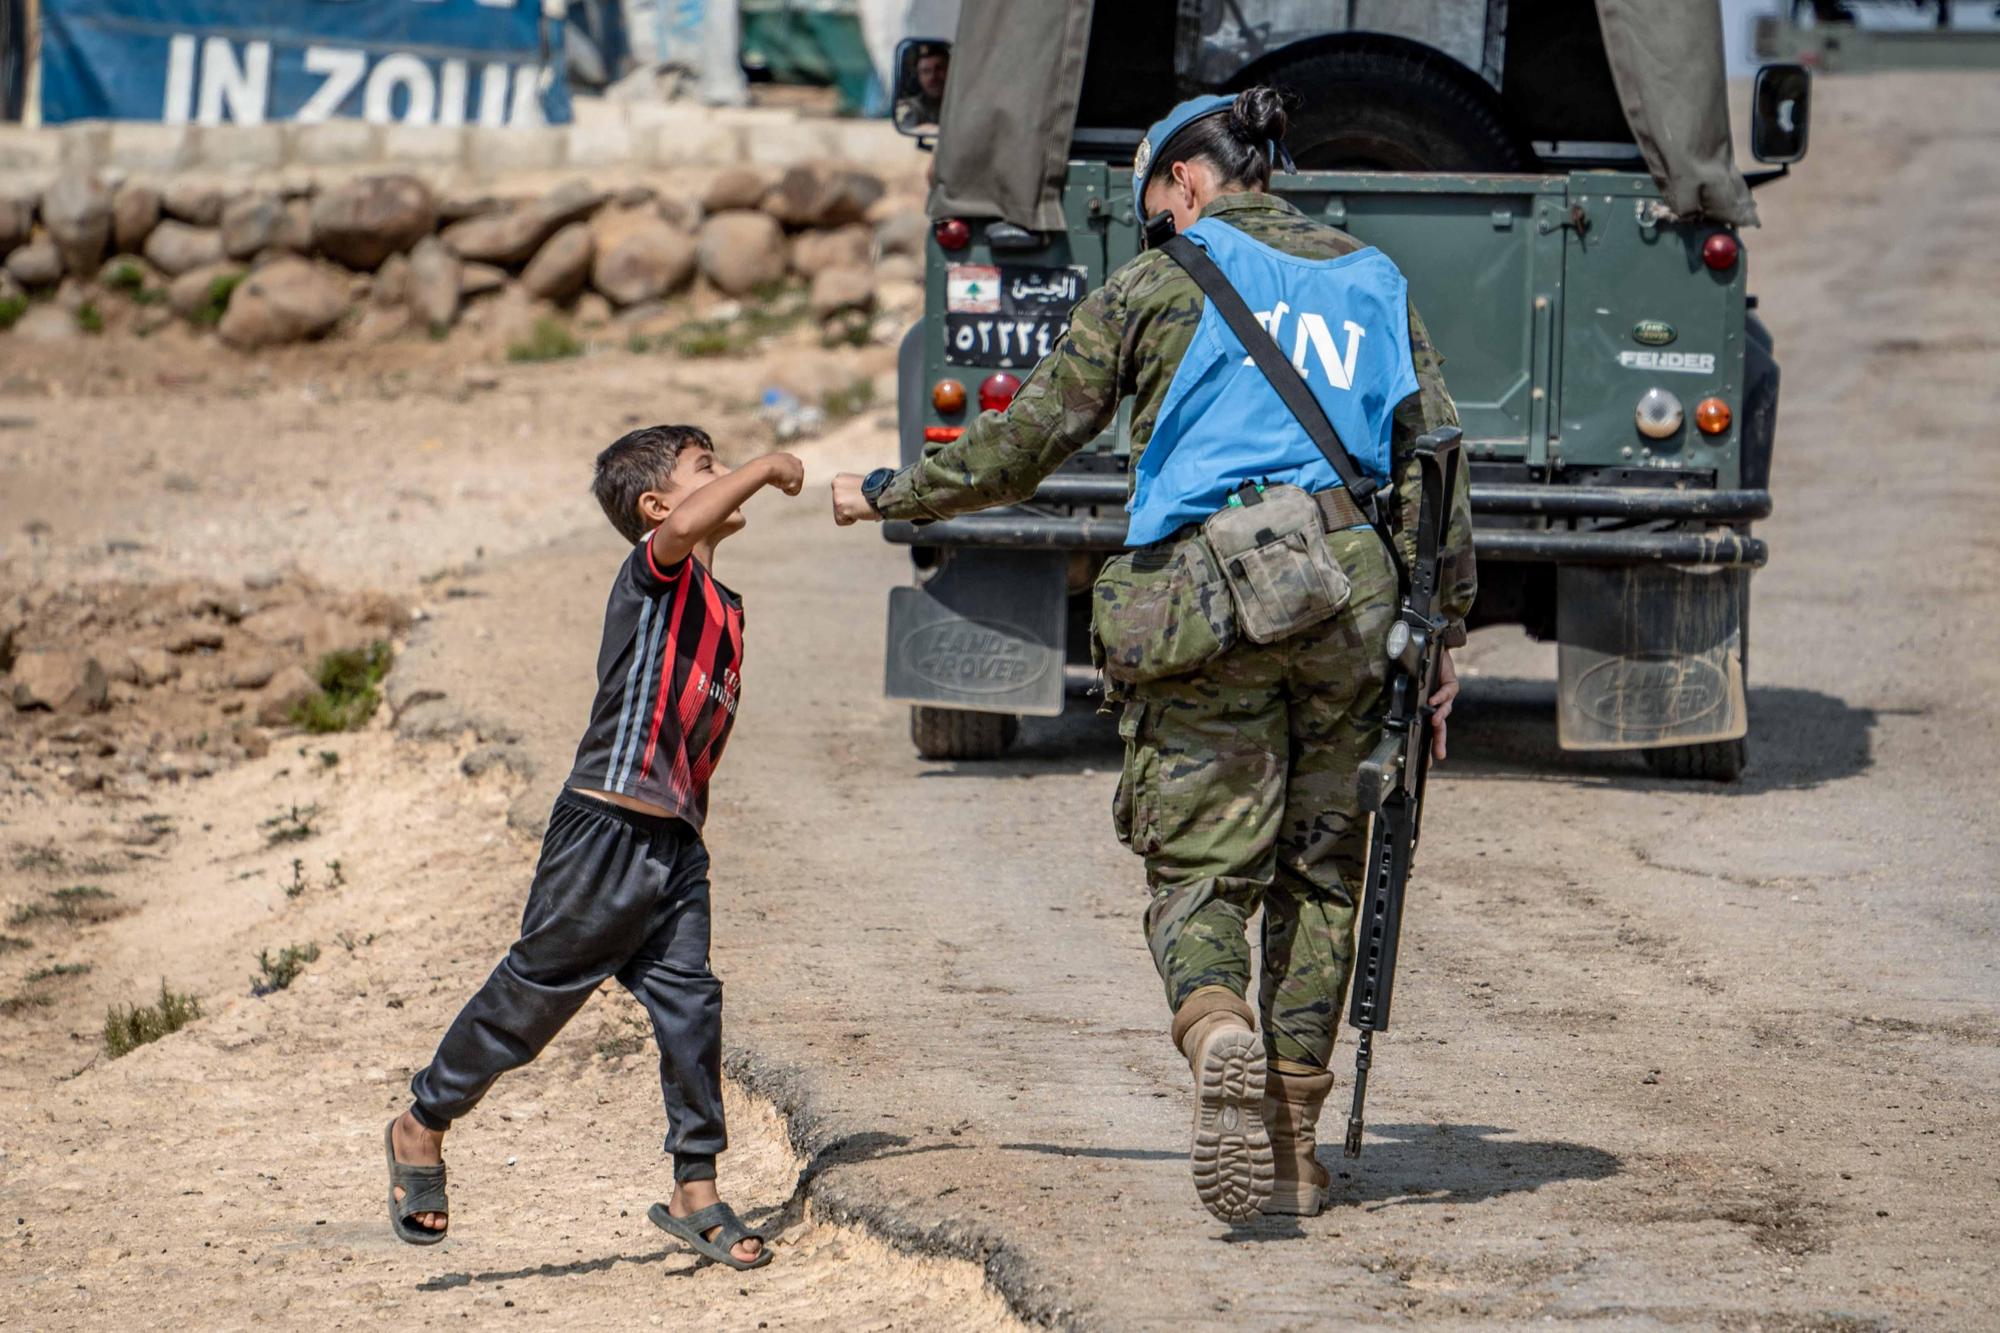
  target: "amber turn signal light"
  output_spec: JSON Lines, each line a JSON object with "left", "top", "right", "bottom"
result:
{"left": 932, "top": 379, "right": 967, "bottom": 414}
{"left": 1695, "top": 397, "right": 1732, "bottom": 435}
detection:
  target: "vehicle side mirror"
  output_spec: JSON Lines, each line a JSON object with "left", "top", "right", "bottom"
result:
{"left": 892, "top": 38, "right": 952, "bottom": 137}
{"left": 1751, "top": 64, "right": 1812, "bottom": 165}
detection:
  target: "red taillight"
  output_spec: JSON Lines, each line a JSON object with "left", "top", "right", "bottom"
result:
{"left": 978, "top": 372, "right": 1021, "bottom": 413}
{"left": 934, "top": 218, "right": 971, "bottom": 251}
{"left": 1702, "top": 232, "right": 1739, "bottom": 271}
{"left": 931, "top": 379, "right": 966, "bottom": 414}
{"left": 923, "top": 426, "right": 965, "bottom": 443}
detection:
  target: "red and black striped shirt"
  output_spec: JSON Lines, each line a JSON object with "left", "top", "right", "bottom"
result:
{"left": 566, "top": 539, "right": 744, "bottom": 830}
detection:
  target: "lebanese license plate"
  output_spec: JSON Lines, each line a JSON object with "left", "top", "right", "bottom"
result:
{"left": 943, "top": 263, "right": 1087, "bottom": 369}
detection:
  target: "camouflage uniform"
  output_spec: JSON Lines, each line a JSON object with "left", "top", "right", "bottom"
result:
{"left": 874, "top": 192, "right": 1476, "bottom": 1071}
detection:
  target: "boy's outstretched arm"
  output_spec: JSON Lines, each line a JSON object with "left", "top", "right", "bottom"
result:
{"left": 651, "top": 452, "right": 804, "bottom": 568}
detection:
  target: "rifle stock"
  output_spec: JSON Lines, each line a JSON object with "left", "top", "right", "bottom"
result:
{"left": 1343, "top": 425, "right": 1462, "bottom": 1159}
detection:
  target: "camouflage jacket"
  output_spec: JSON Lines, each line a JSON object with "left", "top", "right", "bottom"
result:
{"left": 873, "top": 191, "right": 1478, "bottom": 629}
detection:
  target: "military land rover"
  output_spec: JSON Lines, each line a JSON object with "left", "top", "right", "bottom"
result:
{"left": 880, "top": 0, "right": 1812, "bottom": 782}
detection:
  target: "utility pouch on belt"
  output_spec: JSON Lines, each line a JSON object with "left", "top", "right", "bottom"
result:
{"left": 1202, "top": 482, "right": 1352, "bottom": 644}
{"left": 1092, "top": 536, "right": 1237, "bottom": 685}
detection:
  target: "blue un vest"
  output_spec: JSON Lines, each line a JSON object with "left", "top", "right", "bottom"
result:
{"left": 1125, "top": 218, "right": 1419, "bottom": 548}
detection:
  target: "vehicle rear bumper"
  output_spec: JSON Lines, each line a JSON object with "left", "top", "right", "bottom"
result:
{"left": 881, "top": 480, "right": 1772, "bottom": 568}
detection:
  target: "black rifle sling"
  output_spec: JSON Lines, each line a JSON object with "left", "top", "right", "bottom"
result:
{"left": 1161, "top": 233, "right": 1382, "bottom": 504}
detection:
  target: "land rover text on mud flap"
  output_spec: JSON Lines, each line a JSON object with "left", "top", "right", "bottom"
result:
{"left": 881, "top": 0, "right": 1810, "bottom": 782}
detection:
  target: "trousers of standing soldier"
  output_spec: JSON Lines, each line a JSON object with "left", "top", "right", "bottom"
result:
{"left": 1114, "top": 525, "right": 1397, "bottom": 1072}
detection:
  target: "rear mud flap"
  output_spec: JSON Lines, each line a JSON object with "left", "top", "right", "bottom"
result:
{"left": 1556, "top": 564, "right": 1748, "bottom": 750}
{"left": 885, "top": 551, "right": 1067, "bottom": 717}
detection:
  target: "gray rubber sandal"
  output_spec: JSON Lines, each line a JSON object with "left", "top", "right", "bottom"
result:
{"left": 648, "top": 1200, "right": 772, "bottom": 1270}
{"left": 384, "top": 1121, "right": 449, "bottom": 1245}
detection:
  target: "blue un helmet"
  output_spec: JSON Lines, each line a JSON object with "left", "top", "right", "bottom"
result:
{"left": 1132, "top": 92, "right": 1293, "bottom": 247}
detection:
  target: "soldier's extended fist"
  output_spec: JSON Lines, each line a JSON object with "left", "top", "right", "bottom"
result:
{"left": 830, "top": 472, "right": 884, "bottom": 526}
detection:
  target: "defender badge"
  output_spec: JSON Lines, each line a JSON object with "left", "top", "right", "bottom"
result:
{"left": 1632, "top": 320, "right": 1677, "bottom": 346}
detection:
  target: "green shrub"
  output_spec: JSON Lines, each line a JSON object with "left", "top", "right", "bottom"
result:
{"left": 102, "top": 260, "right": 147, "bottom": 293}
{"left": 260, "top": 803, "right": 322, "bottom": 845}
{"left": 8, "top": 886, "right": 121, "bottom": 928}
{"left": 291, "top": 641, "right": 393, "bottom": 734}
{"left": 251, "top": 942, "right": 320, "bottom": 996}
{"left": 26, "top": 962, "right": 91, "bottom": 983}
{"left": 505, "top": 317, "right": 583, "bottom": 363}
{"left": 190, "top": 272, "right": 245, "bottom": 327}
{"left": 822, "top": 377, "right": 877, "bottom": 420}
{"left": 104, "top": 983, "right": 202, "bottom": 1057}
{"left": 76, "top": 301, "right": 104, "bottom": 335}
{"left": 0, "top": 935, "right": 31, "bottom": 953}
{"left": 0, "top": 296, "right": 27, "bottom": 330}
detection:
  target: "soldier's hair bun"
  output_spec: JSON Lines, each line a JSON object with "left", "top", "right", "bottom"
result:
{"left": 1229, "top": 87, "right": 1290, "bottom": 147}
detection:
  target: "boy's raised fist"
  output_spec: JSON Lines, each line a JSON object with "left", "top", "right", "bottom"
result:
{"left": 760, "top": 452, "right": 806, "bottom": 495}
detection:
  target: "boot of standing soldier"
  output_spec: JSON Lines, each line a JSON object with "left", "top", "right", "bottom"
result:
{"left": 1261, "top": 1061, "right": 1335, "bottom": 1215}
{"left": 1170, "top": 986, "right": 1274, "bottom": 1221}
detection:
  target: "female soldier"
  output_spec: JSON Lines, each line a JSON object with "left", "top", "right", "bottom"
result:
{"left": 832, "top": 88, "right": 1476, "bottom": 1223}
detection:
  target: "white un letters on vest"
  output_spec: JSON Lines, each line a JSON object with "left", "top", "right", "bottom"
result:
{"left": 1245, "top": 302, "right": 1366, "bottom": 390}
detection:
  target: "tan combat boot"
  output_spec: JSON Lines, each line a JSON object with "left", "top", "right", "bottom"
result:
{"left": 1262, "top": 1063, "right": 1336, "bottom": 1216}
{"left": 1170, "top": 986, "right": 1273, "bottom": 1222}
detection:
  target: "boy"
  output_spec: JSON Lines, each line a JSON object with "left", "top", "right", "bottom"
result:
{"left": 385, "top": 425, "right": 803, "bottom": 1271}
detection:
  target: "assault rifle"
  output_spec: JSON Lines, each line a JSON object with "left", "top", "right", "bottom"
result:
{"left": 1344, "top": 424, "right": 1463, "bottom": 1158}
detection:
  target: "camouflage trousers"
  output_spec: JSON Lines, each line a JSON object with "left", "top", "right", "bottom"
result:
{"left": 1113, "top": 530, "right": 1397, "bottom": 1071}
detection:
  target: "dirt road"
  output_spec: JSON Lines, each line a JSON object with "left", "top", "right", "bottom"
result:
{"left": 4, "top": 71, "right": 1998, "bottom": 1330}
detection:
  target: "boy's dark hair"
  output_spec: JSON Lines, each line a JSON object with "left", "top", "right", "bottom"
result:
{"left": 592, "top": 424, "right": 713, "bottom": 544}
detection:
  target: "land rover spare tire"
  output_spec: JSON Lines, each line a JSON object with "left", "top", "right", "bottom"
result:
{"left": 1253, "top": 38, "right": 1528, "bottom": 173}
{"left": 911, "top": 706, "right": 1020, "bottom": 762}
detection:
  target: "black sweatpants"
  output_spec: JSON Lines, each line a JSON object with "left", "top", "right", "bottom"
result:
{"left": 409, "top": 789, "right": 726, "bottom": 1182}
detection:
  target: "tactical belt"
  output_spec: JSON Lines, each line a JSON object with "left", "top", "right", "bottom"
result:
{"left": 1315, "top": 487, "right": 1369, "bottom": 532}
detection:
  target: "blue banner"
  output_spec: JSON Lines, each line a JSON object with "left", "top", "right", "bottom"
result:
{"left": 39, "top": 0, "right": 571, "bottom": 126}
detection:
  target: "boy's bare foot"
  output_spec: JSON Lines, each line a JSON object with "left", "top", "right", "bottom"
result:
{"left": 668, "top": 1180, "right": 763, "bottom": 1265}
{"left": 391, "top": 1109, "right": 448, "bottom": 1233}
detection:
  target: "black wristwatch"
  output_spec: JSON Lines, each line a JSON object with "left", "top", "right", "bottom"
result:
{"left": 860, "top": 467, "right": 898, "bottom": 515}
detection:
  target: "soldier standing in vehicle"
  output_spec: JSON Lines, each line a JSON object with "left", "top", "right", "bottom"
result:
{"left": 831, "top": 88, "right": 1476, "bottom": 1222}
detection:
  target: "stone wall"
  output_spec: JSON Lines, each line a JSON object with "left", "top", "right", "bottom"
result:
{"left": 1, "top": 155, "right": 928, "bottom": 351}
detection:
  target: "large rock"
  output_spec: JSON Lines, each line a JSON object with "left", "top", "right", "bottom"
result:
{"left": 0, "top": 195, "right": 31, "bottom": 259}
{"left": 4, "top": 236, "right": 62, "bottom": 289}
{"left": 439, "top": 181, "right": 605, "bottom": 266}
{"left": 11, "top": 304, "right": 79, "bottom": 343}
{"left": 276, "top": 198, "right": 315, "bottom": 255}
{"left": 371, "top": 251, "right": 410, "bottom": 306}
{"left": 589, "top": 208, "right": 696, "bottom": 306}
{"left": 696, "top": 211, "right": 786, "bottom": 296}
{"left": 143, "top": 222, "right": 227, "bottom": 277}
{"left": 407, "top": 235, "right": 462, "bottom": 330}
{"left": 41, "top": 172, "right": 113, "bottom": 278}
{"left": 521, "top": 222, "right": 594, "bottom": 301}
{"left": 810, "top": 265, "right": 876, "bottom": 320}
{"left": 112, "top": 184, "right": 161, "bottom": 255}
{"left": 162, "top": 181, "right": 225, "bottom": 226}
{"left": 875, "top": 207, "right": 928, "bottom": 259}
{"left": 702, "top": 167, "right": 774, "bottom": 214}
{"left": 217, "top": 258, "right": 349, "bottom": 348}
{"left": 459, "top": 261, "right": 506, "bottom": 298}
{"left": 168, "top": 262, "right": 247, "bottom": 320}
{"left": 311, "top": 174, "right": 436, "bottom": 271}
{"left": 220, "top": 192, "right": 286, "bottom": 261}
{"left": 789, "top": 222, "right": 873, "bottom": 278}
{"left": 761, "top": 164, "right": 885, "bottom": 229}
{"left": 10, "top": 650, "right": 108, "bottom": 713}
